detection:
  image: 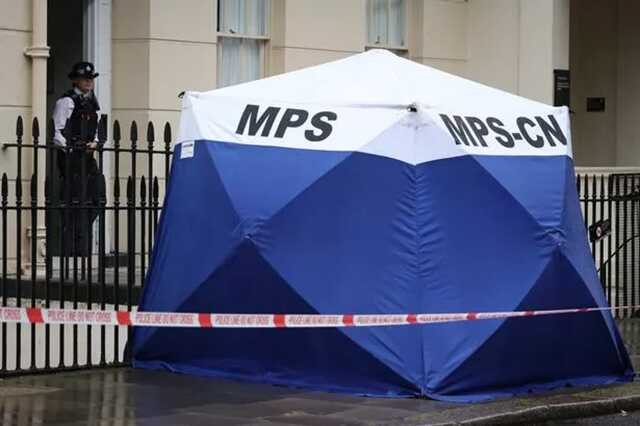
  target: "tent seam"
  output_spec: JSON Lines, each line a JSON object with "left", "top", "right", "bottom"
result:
{"left": 258, "top": 116, "right": 409, "bottom": 227}
{"left": 254, "top": 245, "right": 420, "bottom": 392}
{"left": 558, "top": 246, "right": 632, "bottom": 367}
{"left": 412, "top": 123, "right": 428, "bottom": 395}
{"left": 433, "top": 249, "right": 561, "bottom": 390}
{"left": 466, "top": 154, "right": 564, "bottom": 247}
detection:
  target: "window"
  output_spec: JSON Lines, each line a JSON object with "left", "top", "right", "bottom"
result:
{"left": 367, "top": 0, "right": 407, "bottom": 50}
{"left": 217, "top": 0, "right": 269, "bottom": 88}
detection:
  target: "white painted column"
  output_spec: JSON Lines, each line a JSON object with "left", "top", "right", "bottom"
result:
{"left": 84, "top": 0, "right": 112, "bottom": 122}
{"left": 553, "top": 0, "right": 570, "bottom": 71}
{"left": 84, "top": 0, "right": 113, "bottom": 251}
{"left": 25, "top": 0, "right": 50, "bottom": 128}
{"left": 23, "top": 0, "right": 50, "bottom": 273}
{"left": 517, "top": 0, "right": 569, "bottom": 105}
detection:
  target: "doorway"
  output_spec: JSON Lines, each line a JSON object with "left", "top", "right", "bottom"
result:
{"left": 46, "top": 0, "right": 86, "bottom": 258}
{"left": 47, "top": 0, "right": 85, "bottom": 118}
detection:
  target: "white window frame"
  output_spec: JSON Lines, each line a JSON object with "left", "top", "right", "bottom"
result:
{"left": 216, "top": 0, "right": 271, "bottom": 87}
{"left": 365, "top": 0, "right": 409, "bottom": 53}
{"left": 83, "top": 0, "right": 113, "bottom": 252}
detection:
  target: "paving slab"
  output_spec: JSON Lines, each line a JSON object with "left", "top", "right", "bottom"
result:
{"left": 1, "top": 368, "right": 639, "bottom": 425}
{"left": 0, "top": 318, "right": 638, "bottom": 425}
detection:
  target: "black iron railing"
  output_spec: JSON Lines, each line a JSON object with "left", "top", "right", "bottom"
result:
{"left": 578, "top": 173, "right": 640, "bottom": 318}
{"left": 0, "top": 114, "right": 639, "bottom": 377}
{"left": 0, "top": 115, "right": 173, "bottom": 374}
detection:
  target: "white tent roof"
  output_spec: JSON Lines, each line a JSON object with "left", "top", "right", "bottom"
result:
{"left": 178, "top": 49, "right": 571, "bottom": 165}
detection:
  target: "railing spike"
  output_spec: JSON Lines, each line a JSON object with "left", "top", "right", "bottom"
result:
{"left": 1, "top": 173, "right": 7, "bottom": 198}
{"left": 15, "top": 175, "right": 22, "bottom": 198}
{"left": 126, "top": 176, "right": 133, "bottom": 200}
{"left": 576, "top": 174, "right": 581, "bottom": 192}
{"left": 16, "top": 116, "right": 23, "bottom": 138}
{"left": 153, "top": 176, "right": 159, "bottom": 200}
{"left": 114, "top": 177, "right": 120, "bottom": 198}
{"left": 30, "top": 174, "right": 36, "bottom": 198}
{"left": 163, "top": 122, "right": 171, "bottom": 144}
{"left": 147, "top": 122, "right": 155, "bottom": 144}
{"left": 130, "top": 121, "right": 138, "bottom": 144}
{"left": 44, "top": 176, "right": 50, "bottom": 199}
{"left": 47, "top": 118, "right": 55, "bottom": 141}
{"left": 32, "top": 117, "right": 40, "bottom": 139}
{"left": 140, "top": 176, "right": 147, "bottom": 200}
{"left": 98, "top": 114, "right": 108, "bottom": 143}
{"left": 98, "top": 174, "right": 107, "bottom": 204}
{"left": 113, "top": 120, "right": 121, "bottom": 144}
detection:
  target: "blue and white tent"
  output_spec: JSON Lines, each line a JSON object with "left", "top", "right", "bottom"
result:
{"left": 133, "top": 50, "right": 633, "bottom": 402}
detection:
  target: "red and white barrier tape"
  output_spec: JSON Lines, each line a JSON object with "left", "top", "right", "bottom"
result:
{"left": 0, "top": 305, "right": 636, "bottom": 329}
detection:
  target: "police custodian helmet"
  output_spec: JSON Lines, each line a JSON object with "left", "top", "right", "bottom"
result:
{"left": 68, "top": 62, "right": 100, "bottom": 80}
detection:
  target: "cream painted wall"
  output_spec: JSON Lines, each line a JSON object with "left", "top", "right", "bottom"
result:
{"left": 0, "top": 0, "right": 32, "bottom": 179}
{"left": 615, "top": 0, "right": 640, "bottom": 166}
{"left": 570, "top": 0, "right": 640, "bottom": 167}
{"left": 2, "top": 0, "right": 636, "bottom": 176}
{"left": 148, "top": 40, "right": 216, "bottom": 110}
{"left": 278, "top": 48, "right": 354, "bottom": 73}
{"left": 283, "top": 0, "right": 366, "bottom": 52}
{"left": 112, "top": 0, "right": 149, "bottom": 40}
{"left": 0, "top": 0, "right": 32, "bottom": 264}
{"left": 112, "top": 0, "right": 217, "bottom": 179}
{"left": 276, "top": 0, "right": 366, "bottom": 72}
{"left": 1, "top": 0, "right": 639, "bottom": 267}
{"left": 466, "top": 0, "right": 520, "bottom": 93}
{"left": 112, "top": 0, "right": 216, "bottom": 132}
{"left": 112, "top": 40, "right": 150, "bottom": 112}
{"left": 112, "top": 0, "right": 150, "bottom": 118}
{"left": 418, "top": 0, "right": 467, "bottom": 76}
{"left": 553, "top": 0, "right": 570, "bottom": 70}
{"left": 149, "top": 0, "right": 217, "bottom": 43}
{"left": 570, "top": 0, "right": 618, "bottom": 166}
{"left": 518, "top": 0, "right": 554, "bottom": 103}
{"left": 148, "top": 0, "right": 217, "bottom": 113}
{"left": 465, "top": 0, "right": 568, "bottom": 104}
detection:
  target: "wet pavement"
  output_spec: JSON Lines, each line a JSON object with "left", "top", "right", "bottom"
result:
{"left": 0, "top": 319, "right": 638, "bottom": 426}
{"left": 0, "top": 368, "right": 452, "bottom": 425}
{"left": 543, "top": 410, "right": 640, "bottom": 425}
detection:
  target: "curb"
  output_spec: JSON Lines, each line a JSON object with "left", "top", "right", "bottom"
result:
{"left": 428, "top": 394, "right": 640, "bottom": 425}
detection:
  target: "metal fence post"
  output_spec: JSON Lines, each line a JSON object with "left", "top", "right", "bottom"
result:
{"left": 146, "top": 123, "right": 154, "bottom": 270}
{"left": 164, "top": 123, "right": 171, "bottom": 193}
{"left": 29, "top": 118, "right": 40, "bottom": 369}
{"left": 1, "top": 173, "right": 8, "bottom": 371}
{"left": 126, "top": 176, "right": 134, "bottom": 364}
{"left": 15, "top": 116, "right": 23, "bottom": 370}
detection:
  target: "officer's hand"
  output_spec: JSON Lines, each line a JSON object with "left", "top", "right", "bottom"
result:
{"left": 87, "top": 142, "right": 98, "bottom": 151}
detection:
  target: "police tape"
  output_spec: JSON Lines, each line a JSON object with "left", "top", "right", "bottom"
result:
{"left": 0, "top": 305, "right": 637, "bottom": 329}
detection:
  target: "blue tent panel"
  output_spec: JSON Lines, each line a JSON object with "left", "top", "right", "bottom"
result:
{"left": 135, "top": 238, "right": 418, "bottom": 396}
{"left": 133, "top": 140, "right": 633, "bottom": 402}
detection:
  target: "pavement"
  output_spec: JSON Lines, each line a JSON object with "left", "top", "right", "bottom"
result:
{"left": 546, "top": 411, "right": 640, "bottom": 425}
{"left": 0, "top": 319, "right": 638, "bottom": 425}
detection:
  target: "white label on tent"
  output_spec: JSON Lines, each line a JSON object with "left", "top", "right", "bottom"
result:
{"left": 181, "top": 141, "right": 195, "bottom": 159}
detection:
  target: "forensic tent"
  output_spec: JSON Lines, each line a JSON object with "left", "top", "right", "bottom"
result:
{"left": 132, "top": 50, "right": 633, "bottom": 402}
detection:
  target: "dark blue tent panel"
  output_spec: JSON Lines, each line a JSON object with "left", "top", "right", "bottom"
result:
{"left": 133, "top": 141, "right": 632, "bottom": 402}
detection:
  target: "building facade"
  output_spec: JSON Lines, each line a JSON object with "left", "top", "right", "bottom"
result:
{"left": 1, "top": 0, "right": 639, "bottom": 268}
{"left": 2, "top": 0, "right": 640, "bottom": 170}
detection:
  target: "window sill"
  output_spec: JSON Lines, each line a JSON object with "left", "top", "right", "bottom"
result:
{"left": 217, "top": 32, "right": 270, "bottom": 41}
{"left": 365, "top": 44, "right": 408, "bottom": 52}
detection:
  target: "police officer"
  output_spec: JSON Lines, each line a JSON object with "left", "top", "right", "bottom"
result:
{"left": 52, "top": 61, "right": 101, "bottom": 256}
{"left": 53, "top": 61, "right": 100, "bottom": 151}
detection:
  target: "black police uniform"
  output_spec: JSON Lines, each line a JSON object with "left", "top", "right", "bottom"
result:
{"left": 56, "top": 88, "right": 101, "bottom": 183}
{"left": 52, "top": 62, "right": 102, "bottom": 256}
